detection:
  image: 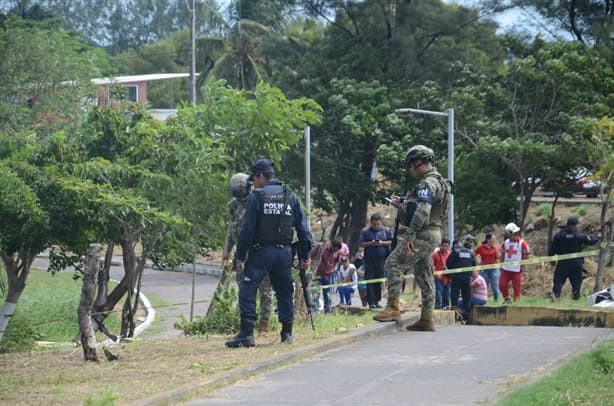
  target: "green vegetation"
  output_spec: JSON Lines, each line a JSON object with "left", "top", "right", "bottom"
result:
{"left": 176, "top": 275, "right": 240, "bottom": 335}
{"left": 536, "top": 203, "right": 553, "bottom": 218}
{"left": 492, "top": 296, "right": 592, "bottom": 309}
{"left": 498, "top": 340, "right": 614, "bottom": 405}
{"left": 572, "top": 205, "right": 589, "bottom": 216}
{"left": 0, "top": 270, "right": 120, "bottom": 351}
{"left": 84, "top": 391, "right": 117, "bottom": 406}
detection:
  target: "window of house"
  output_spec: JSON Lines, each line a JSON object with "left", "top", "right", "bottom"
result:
{"left": 125, "top": 85, "right": 138, "bottom": 103}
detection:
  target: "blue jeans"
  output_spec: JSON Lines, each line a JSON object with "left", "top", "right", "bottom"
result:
{"left": 338, "top": 286, "right": 354, "bottom": 305}
{"left": 458, "top": 297, "right": 487, "bottom": 311}
{"left": 320, "top": 276, "right": 333, "bottom": 313}
{"left": 451, "top": 274, "right": 472, "bottom": 320}
{"left": 480, "top": 268, "right": 500, "bottom": 302}
{"left": 435, "top": 278, "right": 450, "bottom": 309}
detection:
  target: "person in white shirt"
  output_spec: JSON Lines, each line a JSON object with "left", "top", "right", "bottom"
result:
{"left": 336, "top": 254, "right": 357, "bottom": 306}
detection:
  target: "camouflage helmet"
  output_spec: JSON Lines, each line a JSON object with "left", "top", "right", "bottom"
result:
{"left": 404, "top": 145, "right": 435, "bottom": 167}
{"left": 229, "top": 173, "right": 250, "bottom": 198}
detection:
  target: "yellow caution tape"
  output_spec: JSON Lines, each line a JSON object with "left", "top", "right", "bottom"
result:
{"left": 308, "top": 242, "right": 613, "bottom": 291}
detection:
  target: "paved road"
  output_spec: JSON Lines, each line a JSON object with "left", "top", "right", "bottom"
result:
{"left": 186, "top": 325, "right": 613, "bottom": 405}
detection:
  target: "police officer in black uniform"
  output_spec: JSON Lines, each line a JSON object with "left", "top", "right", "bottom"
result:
{"left": 226, "top": 159, "right": 313, "bottom": 348}
{"left": 549, "top": 217, "right": 599, "bottom": 300}
{"left": 447, "top": 235, "right": 476, "bottom": 321}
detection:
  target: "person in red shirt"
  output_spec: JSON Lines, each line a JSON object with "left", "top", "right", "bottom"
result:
{"left": 474, "top": 233, "right": 501, "bottom": 303}
{"left": 499, "top": 223, "right": 530, "bottom": 304}
{"left": 433, "top": 239, "right": 451, "bottom": 309}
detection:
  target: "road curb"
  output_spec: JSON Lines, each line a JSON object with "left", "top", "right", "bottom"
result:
{"left": 137, "top": 312, "right": 423, "bottom": 406}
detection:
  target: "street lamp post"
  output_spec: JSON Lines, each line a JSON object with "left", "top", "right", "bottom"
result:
{"left": 394, "top": 108, "right": 455, "bottom": 240}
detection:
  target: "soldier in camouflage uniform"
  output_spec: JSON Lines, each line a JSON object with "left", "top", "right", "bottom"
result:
{"left": 373, "top": 145, "right": 451, "bottom": 332}
{"left": 223, "top": 173, "right": 274, "bottom": 334}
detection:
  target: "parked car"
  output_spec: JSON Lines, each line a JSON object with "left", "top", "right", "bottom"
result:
{"left": 574, "top": 176, "right": 601, "bottom": 198}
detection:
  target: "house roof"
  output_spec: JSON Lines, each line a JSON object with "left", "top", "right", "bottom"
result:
{"left": 90, "top": 73, "right": 190, "bottom": 85}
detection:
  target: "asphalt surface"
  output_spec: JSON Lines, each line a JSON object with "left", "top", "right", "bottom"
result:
{"left": 185, "top": 325, "right": 613, "bottom": 406}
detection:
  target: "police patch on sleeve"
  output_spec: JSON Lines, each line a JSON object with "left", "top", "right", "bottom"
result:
{"left": 416, "top": 184, "right": 434, "bottom": 204}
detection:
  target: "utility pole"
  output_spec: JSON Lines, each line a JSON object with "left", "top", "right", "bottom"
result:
{"left": 189, "top": 0, "right": 196, "bottom": 105}
{"left": 395, "top": 108, "right": 455, "bottom": 240}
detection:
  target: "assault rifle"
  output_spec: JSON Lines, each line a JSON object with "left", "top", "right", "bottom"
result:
{"left": 291, "top": 240, "right": 315, "bottom": 331}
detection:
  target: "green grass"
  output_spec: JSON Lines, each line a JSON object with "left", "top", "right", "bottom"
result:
{"left": 535, "top": 203, "right": 552, "bottom": 218}
{"left": 490, "top": 296, "right": 592, "bottom": 309}
{"left": 498, "top": 340, "right": 614, "bottom": 405}
{"left": 0, "top": 269, "right": 120, "bottom": 351}
{"left": 572, "top": 205, "right": 588, "bottom": 216}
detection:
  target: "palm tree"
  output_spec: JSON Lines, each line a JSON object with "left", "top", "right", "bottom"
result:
{"left": 197, "top": 0, "right": 289, "bottom": 97}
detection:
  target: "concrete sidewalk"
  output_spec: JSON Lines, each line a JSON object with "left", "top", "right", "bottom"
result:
{"left": 184, "top": 325, "right": 613, "bottom": 405}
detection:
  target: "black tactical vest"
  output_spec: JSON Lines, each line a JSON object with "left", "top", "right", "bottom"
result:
{"left": 552, "top": 229, "right": 584, "bottom": 255}
{"left": 254, "top": 183, "right": 294, "bottom": 245}
{"left": 450, "top": 246, "right": 474, "bottom": 273}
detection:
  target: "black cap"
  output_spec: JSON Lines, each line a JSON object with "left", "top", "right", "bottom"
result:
{"left": 567, "top": 217, "right": 579, "bottom": 226}
{"left": 249, "top": 159, "right": 275, "bottom": 181}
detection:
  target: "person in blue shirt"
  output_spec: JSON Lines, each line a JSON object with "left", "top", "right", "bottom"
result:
{"left": 359, "top": 213, "right": 393, "bottom": 309}
{"left": 226, "top": 159, "right": 313, "bottom": 348}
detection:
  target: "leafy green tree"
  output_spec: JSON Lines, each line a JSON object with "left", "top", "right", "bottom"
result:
{"left": 299, "top": 0, "right": 503, "bottom": 87}
{"left": 474, "top": 41, "right": 613, "bottom": 229}
{"left": 583, "top": 116, "right": 613, "bottom": 291}
{"left": 305, "top": 78, "right": 406, "bottom": 253}
{"left": 7, "top": 0, "right": 224, "bottom": 53}
{"left": 0, "top": 165, "right": 49, "bottom": 345}
{"left": 0, "top": 17, "right": 113, "bottom": 347}
{"left": 186, "top": 80, "right": 321, "bottom": 172}
{"left": 484, "top": 0, "right": 614, "bottom": 57}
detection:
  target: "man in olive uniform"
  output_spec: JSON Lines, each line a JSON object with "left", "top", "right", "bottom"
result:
{"left": 374, "top": 145, "right": 451, "bottom": 332}
{"left": 222, "top": 172, "right": 274, "bottom": 334}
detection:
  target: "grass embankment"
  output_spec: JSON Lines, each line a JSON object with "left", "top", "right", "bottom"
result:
{"left": 0, "top": 269, "right": 120, "bottom": 351}
{"left": 488, "top": 295, "right": 593, "bottom": 309}
{"left": 498, "top": 340, "right": 614, "bottom": 405}
{"left": 0, "top": 310, "right": 380, "bottom": 405}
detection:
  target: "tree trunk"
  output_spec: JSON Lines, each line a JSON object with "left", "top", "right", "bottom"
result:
{"left": 594, "top": 199, "right": 613, "bottom": 292}
{"left": 546, "top": 193, "right": 559, "bottom": 247}
{"left": 120, "top": 240, "right": 139, "bottom": 338}
{"left": 95, "top": 241, "right": 114, "bottom": 310}
{"left": 348, "top": 198, "right": 368, "bottom": 255}
{"left": 519, "top": 182, "right": 539, "bottom": 231}
{"left": 78, "top": 244, "right": 105, "bottom": 362}
{"left": 0, "top": 251, "right": 35, "bottom": 343}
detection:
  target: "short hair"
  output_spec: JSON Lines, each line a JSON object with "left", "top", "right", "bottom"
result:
{"left": 441, "top": 238, "right": 450, "bottom": 245}
{"left": 330, "top": 239, "right": 343, "bottom": 250}
{"left": 370, "top": 213, "right": 382, "bottom": 222}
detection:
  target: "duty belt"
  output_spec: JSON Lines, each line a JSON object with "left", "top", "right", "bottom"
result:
{"left": 252, "top": 243, "right": 289, "bottom": 249}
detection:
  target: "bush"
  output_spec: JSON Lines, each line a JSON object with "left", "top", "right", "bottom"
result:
{"left": 591, "top": 342, "right": 614, "bottom": 374}
{"left": 175, "top": 276, "right": 240, "bottom": 335}
{"left": 0, "top": 316, "right": 42, "bottom": 352}
{"left": 535, "top": 203, "right": 552, "bottom": 218}
{"left": 572, "top": 205, "right": 588, "bottom": 216}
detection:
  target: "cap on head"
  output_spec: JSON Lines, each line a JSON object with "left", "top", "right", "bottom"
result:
{"left": 463, "top": 234, "right": 476, "bottom": 244}
{"left": 505, "top": 223, "right": 520, "bottom": 234}
{"left": 229, "top": 173, "right": 250, "bottom": 198}
{"left": 404, "top": 145, "right": 435, "bottom": 168}
{"left": 249, "top": 159, "right": 275, "bottom": 181}
{"left": 567, "top": 217, "right": 579, "bottom": 226}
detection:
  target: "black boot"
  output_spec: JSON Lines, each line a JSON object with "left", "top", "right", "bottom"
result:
{"left": 280, "top": 322, "right": 293, "bottom": 344}
{"left": 225, "top": 320, "right": 255, "bottom": 348}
